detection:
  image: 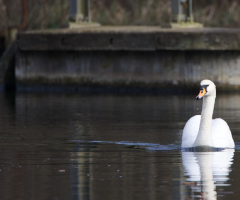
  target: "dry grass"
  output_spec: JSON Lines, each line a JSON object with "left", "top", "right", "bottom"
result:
{"left": 0, "top": 0, "right": 69, "bottom": 30}
{"left": 1, "top": 0, "right": 240, "bottom": 30}
{"left": 90, "top": 0, "right": 171, "bottom": 26}
{"left": 193, "top": 0, "right": 240, "bottom": 28}
{"left": 91, "top": 0, "right": 240, "bottom": 28}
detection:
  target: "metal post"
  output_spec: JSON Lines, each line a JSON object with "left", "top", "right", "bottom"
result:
{"left": 188, "top": 0, "right": 194, "bottom": 22}
{"left": 170, "top": 0, "right": 202, "bottom": 28}
{"left": 69, "top": 0, "right": 90, "bottom": 23}
{"left": 170, "top": 0, "right": 180, "bottom": 23}
{"left": 69, "top": 0, "right": 100, "bottom": 28}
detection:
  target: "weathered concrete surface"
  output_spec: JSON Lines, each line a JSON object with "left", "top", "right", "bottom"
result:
{"left": 18, "top": 26, "right": 240, "bottom": 51}
{"left": 16, "top": 26, "right": 240, "bottom": 92}
{"left": 16, "top": 50, "right": 240, "bottom": 92}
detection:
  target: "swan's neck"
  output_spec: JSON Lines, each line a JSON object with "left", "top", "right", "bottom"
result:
{"left": 193, "top": 95, "right": 216, "bottom": 147}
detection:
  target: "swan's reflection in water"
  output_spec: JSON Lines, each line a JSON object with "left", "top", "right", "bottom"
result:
{"left": 182, "top": 149, "right": 234, "bottom": 200}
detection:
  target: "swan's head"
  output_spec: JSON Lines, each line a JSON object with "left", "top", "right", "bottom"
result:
{"left": 196, "top": 80, "right": 216, "bottom": 100}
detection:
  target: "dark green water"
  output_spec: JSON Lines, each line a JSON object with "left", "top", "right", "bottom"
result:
{"left": 0, "top": 93, "right": 239, "bottom": 200}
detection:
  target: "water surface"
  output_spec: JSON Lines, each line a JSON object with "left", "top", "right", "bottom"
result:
{"left": 0, "top": 93, "right": 240, "bottom": 199}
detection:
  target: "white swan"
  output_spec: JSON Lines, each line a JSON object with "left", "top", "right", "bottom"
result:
{"left": 181, "top": 79, "right": 235, "bottom": 148}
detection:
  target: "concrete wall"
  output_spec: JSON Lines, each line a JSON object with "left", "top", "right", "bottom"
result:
{"left": 16, "top": 50, "right": 240, "bottom": 92}
{"left": 15, "top": 27, "right": 240, "bottom": 93}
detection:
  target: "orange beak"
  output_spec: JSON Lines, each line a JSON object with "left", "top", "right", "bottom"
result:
{"left": 196, "top": 88, "right": 206, "bottom": 100}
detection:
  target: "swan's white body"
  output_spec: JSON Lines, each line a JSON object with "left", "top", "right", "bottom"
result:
{"left": 182, "top": 115, "right": 234, "bottom": 148}
{"left": 181, "top": 80, "right": 235, "bottom": 148}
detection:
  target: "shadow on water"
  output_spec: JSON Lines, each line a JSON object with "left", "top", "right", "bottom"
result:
{"left": 3, "top": 91, "right": 16, "bottom": 110}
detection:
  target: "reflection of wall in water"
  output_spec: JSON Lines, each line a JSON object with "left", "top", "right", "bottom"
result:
{"left": 71, "top": 145, "right": 91, "bottom": 200}
{"left": 70, "top": 143, "right": 178, "bottom": 200}
{"left": 8, "top": 93, "right": 240, "bottom": 199}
